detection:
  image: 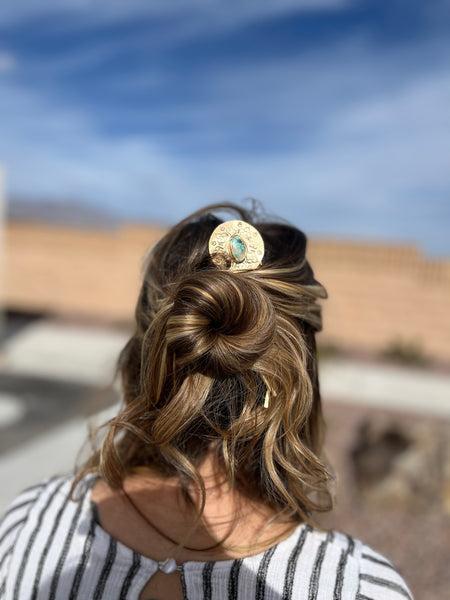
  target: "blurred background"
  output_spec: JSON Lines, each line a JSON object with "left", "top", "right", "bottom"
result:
{"left": 0, "top": 1, "right": 449, "bottom": 598}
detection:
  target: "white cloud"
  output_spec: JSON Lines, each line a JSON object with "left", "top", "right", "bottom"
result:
{"left": 0, "top": 0, "right": 352, "bottom": 83}
{"left": 184, "top": 65, "right": 450, "bottom": 207}
{"left": 0, "top": 12, "right": 449, "bottom": 253}
{"left": 0, "top": 51, "right": 16, "bottom": 73}
{"left": 0, "top": 0, "right": 352, "bottom": 41}
{"left": 0, "top": 0, "right": 350, "bottom": 22}
{"left": 0, "top": 81, "right": 217, "bottom": 218}
{"left": 2, "top": 56, "right": 449, "bottom": 248}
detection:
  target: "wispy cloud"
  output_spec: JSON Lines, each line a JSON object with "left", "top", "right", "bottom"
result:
{"left": 0, "top": 50, "right": 16, "bottom": 72}
{"left": 1, "top": 0, "right": 350, "bottom": 25}
{"left": 0, "top": 1, "right": 449, "bottom": 254}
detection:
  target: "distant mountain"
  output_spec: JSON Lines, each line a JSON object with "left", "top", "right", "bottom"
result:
{"left": 7, "top": 198, "right": 120, "bottom": 229}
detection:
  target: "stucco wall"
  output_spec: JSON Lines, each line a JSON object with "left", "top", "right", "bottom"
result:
{"left": 4, "top": 221, "right": 450, "bottom": 362}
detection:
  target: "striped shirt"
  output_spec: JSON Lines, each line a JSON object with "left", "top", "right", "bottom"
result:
{"left": 0, "top": 475, "right": 413, "bottom": 599}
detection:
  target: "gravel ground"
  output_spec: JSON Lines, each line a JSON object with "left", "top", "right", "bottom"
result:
{"left": 319, "top": 401, "right": 450, "bottom": 600}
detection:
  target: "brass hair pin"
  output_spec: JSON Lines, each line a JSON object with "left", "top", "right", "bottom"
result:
{"left": 208, "top": 220, "right": 265, "bottom": 271}
{"left": 262, "top": 375, "right": 277, "bottom": 409}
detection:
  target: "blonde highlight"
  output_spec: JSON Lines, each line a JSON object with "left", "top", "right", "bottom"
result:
{"left": 74, "top": 203, "right": 334, "bottom": 528}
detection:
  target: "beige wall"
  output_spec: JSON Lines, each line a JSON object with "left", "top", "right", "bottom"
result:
{"left": 4, "top": 222, "right": 166, "bottom": 321}
{"left": 309, "top": 240, "right": 450, "bottom": 361}
{"left": 4, "top": 220, "right": 450, "bottom": 362}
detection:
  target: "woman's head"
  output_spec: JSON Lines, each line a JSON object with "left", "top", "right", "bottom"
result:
{"left": 96, "top": 203, "right": 333, "bottom": 522}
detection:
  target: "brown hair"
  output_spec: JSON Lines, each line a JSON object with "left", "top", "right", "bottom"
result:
{"left": 79, "top": 203, "right": 333, "bottom": 524}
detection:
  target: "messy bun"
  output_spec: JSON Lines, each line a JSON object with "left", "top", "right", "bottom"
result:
{"left": 167, "top": 271, "right": 275, "bottom": 377}
{"left": 78, "top": 203, "right": 333, "bottom": 526}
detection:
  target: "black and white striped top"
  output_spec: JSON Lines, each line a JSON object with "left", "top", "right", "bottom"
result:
{"left": 0, "top": 475, "right": 413, "bottom": 599}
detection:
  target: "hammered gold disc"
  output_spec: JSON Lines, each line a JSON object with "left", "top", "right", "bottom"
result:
{"left": 209, "top": 220, "right": 265, "bottom": 271}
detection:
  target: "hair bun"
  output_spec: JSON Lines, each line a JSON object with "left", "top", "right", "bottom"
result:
{"left": 166, "top": 271, "right": 275, "bottom": 377}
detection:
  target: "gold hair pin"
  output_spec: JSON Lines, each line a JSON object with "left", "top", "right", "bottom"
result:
{"left": 209, "top": 220, "right": 264, "bottom": 271}
{"left": 262, "top": 375, "right": 277, "bottom": 409}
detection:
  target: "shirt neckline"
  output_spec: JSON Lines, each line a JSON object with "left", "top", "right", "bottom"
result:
{"left": 83, "top": 474, "right": 309, "bottom": 572}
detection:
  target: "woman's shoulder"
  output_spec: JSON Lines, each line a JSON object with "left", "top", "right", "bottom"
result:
{"left": 178, "top": 523, "right": 414, "bottom": 599}
{"left": 0, "top": 474, "right": 101, "bottom": 598}
{"left": 1, "top": 473, "right": 90, "bottom": 515}
{"left": 0, "top": 477, "right": 68, "bottom": 584}
{"left": 0, "top": 477, "right": 61, "bottom": 538}
{"left": 205, "top": 524, "right": 414, "bottom": 600}
{"left": 0, "top": 474, "right": 93, "bottom": 550}
{"left": 351, "top": 537, "right": 413, "bottom": 600}
{"left": 283, "top": 525, "right": 414, "bottom": 600}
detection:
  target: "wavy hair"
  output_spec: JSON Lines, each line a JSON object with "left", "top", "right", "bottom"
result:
{"left": 77, "top": 203, "right": 333, "bottom": 524}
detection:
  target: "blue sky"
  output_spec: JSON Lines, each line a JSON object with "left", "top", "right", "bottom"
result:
{"left": 0, "top": 0, "right": 449, "bottom": 255}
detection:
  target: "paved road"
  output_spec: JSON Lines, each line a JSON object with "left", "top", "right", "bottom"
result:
{"left": 1, "top": 319, "right": 449, "bottom": 512}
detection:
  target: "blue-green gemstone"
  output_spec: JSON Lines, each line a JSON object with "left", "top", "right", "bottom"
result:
{"left": 230, "top": 236, "right": 246, "bottom": 262}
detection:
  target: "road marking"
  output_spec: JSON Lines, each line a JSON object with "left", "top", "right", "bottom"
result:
{"left": 320, "top": 359, "right": 450, "bottom": 417}
{"left": 0, "top": 393, "right": 26, "bottom": 427}
{"left": 1, "top": 321, "right": 129, "bottom": 386}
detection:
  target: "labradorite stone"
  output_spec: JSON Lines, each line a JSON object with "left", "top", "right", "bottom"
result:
{"left": 230, "top": 236, "right": 246, "bottom": 262}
